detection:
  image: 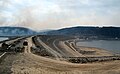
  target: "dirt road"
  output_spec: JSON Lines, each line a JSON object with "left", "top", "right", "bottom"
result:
{"left": 10, "top": 37, "right": 120, "bottom": 74}
{"left": 0, "top": 36, "right": 119, "bottom": 74}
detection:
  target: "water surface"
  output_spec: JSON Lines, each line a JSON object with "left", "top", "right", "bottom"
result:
{"left": 77, "top": 40, "right": 120, "bottom": 54}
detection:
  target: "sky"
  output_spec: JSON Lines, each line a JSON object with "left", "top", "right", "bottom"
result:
{"left": 0, "top": 0, "right": 120, "bottom": 30}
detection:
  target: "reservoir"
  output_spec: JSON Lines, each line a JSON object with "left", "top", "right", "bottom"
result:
{"left": 77, "top": 40, "right": 120, "bottom": 54}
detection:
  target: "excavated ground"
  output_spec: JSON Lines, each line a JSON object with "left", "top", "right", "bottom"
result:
{"left": 0, "top": 35, "right": 120, "bottom": 74}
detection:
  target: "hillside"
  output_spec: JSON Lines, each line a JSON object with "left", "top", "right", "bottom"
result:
{"left": 46, "top": 26, "right": 120, "bottom": 39}
{"left": 0, "top": 26, "right": 37, "bottom": 36}
{"left": 1, "top": 26, "right": 120, "bottom": 39}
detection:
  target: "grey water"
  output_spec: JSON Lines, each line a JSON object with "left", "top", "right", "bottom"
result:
{"left": 77, "top": 40, "right": 120, "bottom": 54}
{"left": 0, "top": 37, "right": 8, "bottom": 41}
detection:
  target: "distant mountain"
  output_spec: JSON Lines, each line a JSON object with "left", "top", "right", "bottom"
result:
{"left": 0, "top": 26, "right": 37, "bottom": 36}
{"left": 46, "top": 26, "right": 120, "bottom": 38}
{"left": 1, "top": 26, "right": 120, "bottom": 39}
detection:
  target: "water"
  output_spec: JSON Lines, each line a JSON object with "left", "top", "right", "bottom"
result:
{"left": 0, "top": 37, "right": 8, "bottom": 41}
{"left": 77, "top": 40, "right": 120, "bottom": 54}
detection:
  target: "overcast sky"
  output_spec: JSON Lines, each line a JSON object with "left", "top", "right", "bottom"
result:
{"left": 0, "top": 0, "right": 120, "bottom": 30}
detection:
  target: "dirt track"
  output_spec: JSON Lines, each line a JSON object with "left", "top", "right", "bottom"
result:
{"left": 11, "top": 53, "right": 120, "bottom": 74}
{"left": 0, "top": 36, "right": 120, "bottom": 74}
{"left": 11, "top": 36, "right": 120, "bottom": 74}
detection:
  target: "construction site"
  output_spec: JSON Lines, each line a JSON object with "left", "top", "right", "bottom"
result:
{"left": 0, "top": 35, "right": 120, "bottom": 74}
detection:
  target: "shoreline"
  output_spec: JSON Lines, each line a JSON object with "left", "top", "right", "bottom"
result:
{"left": 75, "top": 39, "right": 120, "bottom": 54}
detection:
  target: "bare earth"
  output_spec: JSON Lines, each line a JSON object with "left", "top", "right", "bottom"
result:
{"left": 10, "top": 37, "right": 120, "bottom": 74}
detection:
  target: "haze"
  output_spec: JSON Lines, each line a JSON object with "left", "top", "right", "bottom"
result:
{"left": 0, "top": 0, "right": 120, "bottom": 30}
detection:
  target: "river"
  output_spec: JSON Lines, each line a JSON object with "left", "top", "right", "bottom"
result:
{"left": 77, "top": 40, "right": 120, "bottom": 54}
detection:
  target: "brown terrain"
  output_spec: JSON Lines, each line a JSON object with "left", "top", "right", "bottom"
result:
{"left": 0, "top": 35, "right": 120, "bottom": 74}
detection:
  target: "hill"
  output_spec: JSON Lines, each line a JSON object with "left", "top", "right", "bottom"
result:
{"left": 0, "top": 26, "right": 37, "bottom": 36}
{"left": 46, "top": 26, "right": 120, "bottom": 39}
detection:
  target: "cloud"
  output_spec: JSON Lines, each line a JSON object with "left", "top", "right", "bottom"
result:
{"left": 0, "top": 0, "right": 120, "bottom": 30}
